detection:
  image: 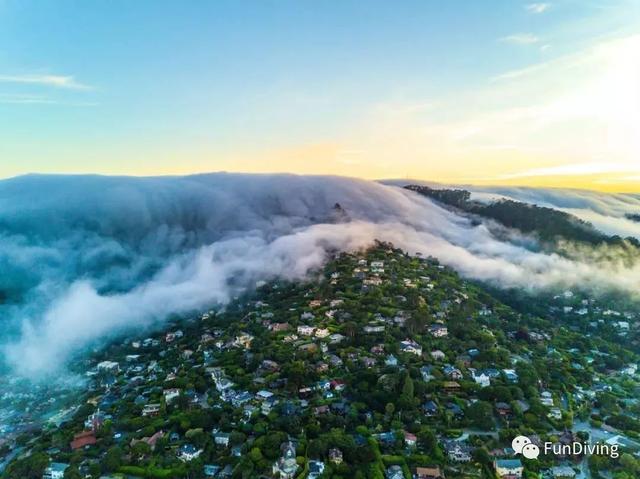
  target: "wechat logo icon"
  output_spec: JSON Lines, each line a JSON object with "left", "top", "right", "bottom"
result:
{"left": 512, "top": 435, "right": 540, "bottom": 460}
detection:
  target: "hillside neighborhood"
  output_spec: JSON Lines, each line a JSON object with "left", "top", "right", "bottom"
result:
{"left": 1, "top": 244, "right": 639, "bottom": 479}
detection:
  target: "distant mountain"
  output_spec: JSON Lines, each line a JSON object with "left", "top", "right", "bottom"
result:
{"left": 405, "top": 184, "right": 640, "bottom": 248}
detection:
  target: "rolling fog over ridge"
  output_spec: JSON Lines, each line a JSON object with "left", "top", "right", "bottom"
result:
{"left": 1, "top": 172, "right": 640, "bottom": 378}
{"left": 381, "top": 179, "right": 640, "bottom": 240}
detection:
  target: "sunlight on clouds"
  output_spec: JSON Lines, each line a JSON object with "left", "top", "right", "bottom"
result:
{"left": 500, "top": 33, "right": 540, "bottom": 44}
{"left": 525, "top": 3, "right": 551, "bottom": 14}
{"left": 0, "top": 74, "right": 91, "bottom": 90}
{"left": 337, "top": 34, "right": 640, "bottom": 191}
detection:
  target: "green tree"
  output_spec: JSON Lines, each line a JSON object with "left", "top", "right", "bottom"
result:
{"left": 102, "top": 446, "right": 123, "bottom": 472}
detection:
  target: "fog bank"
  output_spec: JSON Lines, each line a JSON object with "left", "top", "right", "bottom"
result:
{"left": 1, "top": 173, "right": 639, "bottom": 377}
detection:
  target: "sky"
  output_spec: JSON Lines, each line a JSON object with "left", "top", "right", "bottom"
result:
{"left": 0, "top": 0, "right": 639, "bottom": 191}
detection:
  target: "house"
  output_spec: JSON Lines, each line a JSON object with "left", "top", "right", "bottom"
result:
{"left": 308, "top": 460, "right": 325, "bottom": 479}
{"left": 443, "top": 381, "right": 460, "bottom": 393}
{"left": 540, "top": 391, "right": 554, "bottom": 406}
{"left": 130, "top": 430, "right": 165, "bottom": 451}
{"left": 503, "top": 369, "right": 519, "bottom": 383}
{"left": 446, "top": 402, "right": 464, "bottom": 418}
{"left": 429, "top": 324, "right": 448, "bottom": 337}
{"left": 314, "top": 405, "right": 330, "bottom": 415}
{"left": 234, "top": 333, "right": 254, "bottom": 349}
{"left": 163, "top": 388, "right": 181, "bottom": 404}
{"left": 472, "top": 371, "right": 490, "bottom": 388}
{"left": 400, "top": 339, "right": 422, "bottom": 356}
{"left": 443, "top": 365, "right": 463, "bottom": 380}
{"left": 316, "top": 362, "right": 329, "bottom": 373}
{"left": 371, "top": 343, "right": 385, "bottom": 355}
{"left": 315, "top": 328, "right": 330, "bottom": 338}
{"left": 361, "top": 356, "right": 376, "bottom": 368}
{"left": 375, "top": 432, "right": 397, "bottom": 447}
{"left": 515, "top": 400, "right": 530, "bottom": 413}
{"left": 385, "top": 355, "right": 399, "bottom": 367}
{"left": 243, "top": 404, "right": 258, "bottom": 418}
{"left": 443, "top": 441, "right": 472, "bottom": 462}
{"left": 178, "top": 444, "right": 203, "bottom": 462}
{"left": 329, "top": 448, "right": 343, "bottom": 464}
{"left": 548, "top": 407, "right": 562, "bottom": 420}
{"left": 423, "top": 400, "right": 439, "bottom": 416}
{"left": 96, "top": 360, "right": 119, "bottom": 373}
{"left": 364, "top": 277, "right": 383, "bottom": 286}
{"left": 142, "top": 403, "right": 161, "bottom": 416}
{"left": 270, "top": 323, "right": 290, "bottom": 332}
{"left": 371, "top": 260, "right": 384, "bottom": 270}
{"left": 297, "top": 325, "right": 315, "bottom": 336}
{"left": 272, "top": 442, "right": 299, "bottom": 479}
{"left": 84, "top": 410, "right": 106, "bottom": 431}
{"left": 551, "top": 465, "right": 576, "bottom": 478}
{"left": 386, "top": 465, "right": 404, "bottom": 479}
{"left": 420, "top": 366, "right": 435, "bottom": 382}
{"left": 495, "top": 402, "right": 512, "bottom": 417}
{"left": 213, "top": 432, "right": 230, "bottom": 447}
{"left": 330, "top": 379, "right": 346, "bottom": 391}
{"left": 404, "top": 431, "right": 417, "bottom": 448}
{"left": 261, "top": 396, "right": 279, "bottom": 415}
{"left": 430, "top": 350, "right": 446, "bottom": 360}
{"left": 70, "top": 430, "right": 97, "bottom": 450}
{"left": 232, "top": 391, "right": 253, "bottom": 407}
{"left": 415, "top": 466, "right": 445, "bottom": 479}
{"left": 328, "top": 354, "right": 343, "bottom": 367}
{"left": 494, "top": 459, "right": 523, "bottom": 479}
{"left": 204, "top": 465, "right": 222, "bottom": 477}
{"left": 256, "top": 390, "right": 274, "bottom": 401}
{"left": 364, "top": 324, "right": 385, "bottom": 333}
{"left": 42, "top": 462, "right": 69, "bottom": 479}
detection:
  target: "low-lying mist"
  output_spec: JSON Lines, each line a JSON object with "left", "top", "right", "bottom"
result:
{"left": 467, "top": 186, "right": 640, "bottom": 240}
{"left": 1, "top": 173, "right": 639, "bottom": 378}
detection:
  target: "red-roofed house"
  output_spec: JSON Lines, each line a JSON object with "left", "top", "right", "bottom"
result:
{"left": 70, "top": 430, "right": 97, "bottom": 450}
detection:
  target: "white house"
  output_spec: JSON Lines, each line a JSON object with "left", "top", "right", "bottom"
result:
{"left": 43, "top": 463, "right": 69, "bottom": 479}
{"left": 472, "top": 371, "right": 491, "bottom": 388}
{"left": 96, "top": 361, "right": 119, "bottom": 373}
{"left": 178, "top": 444, "right": 203, "bottom": 462}
{"left": 494, "top": 459, "right": 523, "bottom": 479}
{"left": 400, "top": 339, "right": 422, "bottom": 356}
{"left": 315, "top": 328, "right": 330, "bottom": 338}
{"left": 163, "top": 388, "right": 181, "bottom": 404}
{"left": 297, "top": 325, "right": 315, "bottom": 336}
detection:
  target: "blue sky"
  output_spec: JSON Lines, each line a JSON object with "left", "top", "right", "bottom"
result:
{"left": 1, "top": 0, "right": 639, "bottom": 190}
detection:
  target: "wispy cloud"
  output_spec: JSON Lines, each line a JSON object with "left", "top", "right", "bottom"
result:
{"left": 500, "top": 33, "right": 540, "bottom": 45}
{"left": 0, "top": 74, "right": 91, "bottom": 90}
{"left": 489, "top": 62, "right": 550, "bottom": 82}
{"left": 525, "top": 3, "right": 551, "bottom": 14}
{"left": 497, "top": 162, "right": 640, "bottom": 180}
{"left": 0, "top": 94, "right": 57, "bottom": 105}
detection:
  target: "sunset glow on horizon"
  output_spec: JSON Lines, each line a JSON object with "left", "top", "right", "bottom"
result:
{"left": 1, "top": 1, "right": 639, "bottom": 192}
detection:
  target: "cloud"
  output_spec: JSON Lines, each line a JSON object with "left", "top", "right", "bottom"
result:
{"left": 525, "top": 3, "right": 551, "bottom": 14}
{"left": 496, "top": 162, "right": 640, "bottom": 179}
{"left": 349, "top": 34, "right": 640, "bottom": 187}
{"left": 0, "top": 94, "right": 98, "bottom": 106}
{"left": 1, "top": 173, "right": 640, "bottom": 378}
{"left": 0, "top": 74, "right": 91, "bottom": 90}
{"left": 500, "top": 33, "right": 540, "bottom": 45}
{"left": 0, "top": 94, "right": 57, "bottom": 105}
{"left": 467, "top": 185, "right": 640, "bottom": 240}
